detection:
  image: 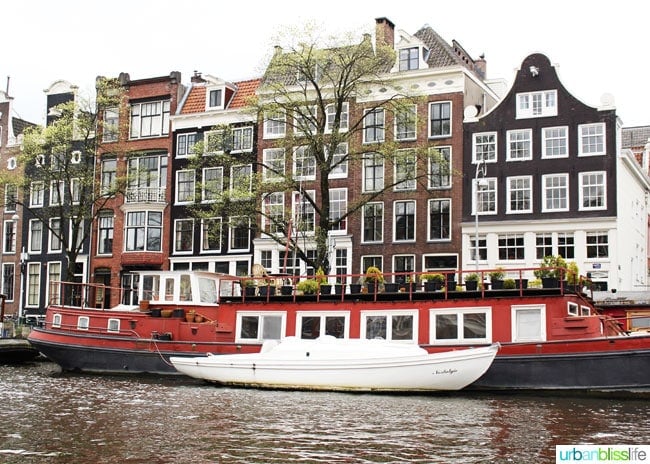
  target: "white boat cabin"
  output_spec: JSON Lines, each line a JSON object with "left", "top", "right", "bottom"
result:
{"left": 137, "top": 271, "right": 234, "bottom": 306}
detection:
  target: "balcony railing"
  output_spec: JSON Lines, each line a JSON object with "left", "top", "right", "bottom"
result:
{"left": 125, "top": 187, "right": 166, "bottom": 203}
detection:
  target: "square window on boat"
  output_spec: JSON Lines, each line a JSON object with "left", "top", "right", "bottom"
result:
{"left": 511, "top": 305, "right": 546, "bottom": 342}
{"left": 567, "top": 302, "right": 579, "bottom": 316}
{"left": 237, "top": 313, "right": 285, "bottom": 342}
{"left": 430, "top": 308, "right": 491, "bottom": 344}
{"left": 107, "top": 318, "right": 120, "bottom": 333}
{"left": 362, "top": 311, "right": 417, "bottom": 342}
{"left": 52, "top": 313, "right": 62, "bottom": 328}
{"left": 580, "top": 306, "right": 590, "bottom": 316}
{"left": 297, "top": 313, "right": 349, "bottom": 339}
{"left": 77, "top": 316, "right": 89, "bottom": 331}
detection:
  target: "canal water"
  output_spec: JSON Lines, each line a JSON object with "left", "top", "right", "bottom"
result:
{"left": 0, "top": 362, "right": 648, "bottom": 464}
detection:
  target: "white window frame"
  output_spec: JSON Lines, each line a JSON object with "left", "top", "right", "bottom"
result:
{"left": 516, "top": 90, "right": 557, "bottom": 119}
{"left": 506, "top": 176, "right": 533, "bottom": 214}
{"left": 262, "top": 148, "right": 285, "bottom": 182}
{"left": 107, "top": 318, "right": 120, "bottom": 333}
{"left": 263, "top": 111, "right": 286, "bottom": 139}
{"left": 474, "top": 178, "right": 497, "bottom": 216}
{"left": 228, "top": 217, "right": 251, "bottom": 252}
{"left": 295, "top": 311, "right": 350, "bottom": 339}
{"left": 202, "top": 167, "right": 223, "bottom": 203}
{"left": 327, "top": 142, "right": 348, "bottom": 179}
{"left": 293, "top": 146, "right": 316, "bottom": 181}
{"left": 30, "top": 181, "right": 45, "bottom": 208}
{"left": 293, "top": 105, "right": 317, "bottom": 136}
{"left": 325, "top": 102, "right": 349, "bottom": 133}
{"left": 174, "top": 218, "right": 194, "bottom": 254}
{"left": 176, "top": 132, "right": 197, "bottom": 158}
{"left": 363, "top": 108, "right": 385, "bottom": 143}
{"left": 329, "top": 188, "right": 347, "bottom": 234}
{"left": 50, "top": 180, "right": 64, "bottom": 206}
{"left": 579, "top": 171, "right": 607, "bottom": 211}
{"left": 362, "top": 152, "right": 384, "bottom": 193}
{"left": 361, "top": 202, "right": 384, "bottom": 244}
{"left": 541, "top": 126, "right": 568, "bottom": 159}
{"left": 429, "top": 307, "right": 492, "bottom": 345}
{"left": 231, "top": 126, "right": 253, "bottom": 153}
{"left": 175, "top": 170, "right": 196, "bottom": 204}
{"left": 129, "top": 99, "right": 170, "bottom": 139}
{"left": 360, "top": 309, "right": 418, "bottom": 343}
{"left": 48, "top": 217, "right": 62, "bottom": 253}
{"left": 77, "top": 316, "right": 90, "bottom": 331}
{"left": 393, "top": 199, "right": 416, "bottom": 243}
{"left": 427, "top": 198, "right": 451, "bottom": 241}
{"left": 200, "top": 217, "right": 222, "bottom": 253}
{"left": 511, "top": 305, "right": 546, "bottom": 342}
{"left": 428, "top": 101, "right": 452, "bottom": 138}
{"left": 506, "top": 129, "right": 533, "bottom": 161}
{"left": 394, "top": 149, "right": 417, "bottom": 191}
{"left": 394, "top": 104, "right": 417, "bottom": 141}
{"left": 578, "top": 123, "right": 606, "bottom": 156}
{"left": 542, "top": 173, "right": 569, "bottom": 212}
{"left": 52, "top": 313, "right": 62, "bottom": 328}
{"left": 28, "top": 219, "right": 42, "bottom": 254}
{"left": 262, "top": 192, "right": 285, "bottom": 235}
{"left": 235, "top": 311, "right": 286, "bottom": 343}
{"left": 472, "top": 132, "right": 497, "bottom": 163}
{"left": 229, "top": 164, "right": 252, "bottom": 193}
{"left": 206, "top": 87, "right": 224, "bottom": 110}
{"left": 292, "top": 190, "right": 315, "bottom": 234}
{"left": 428, "top": 146, "right": 451, "bottom": 189}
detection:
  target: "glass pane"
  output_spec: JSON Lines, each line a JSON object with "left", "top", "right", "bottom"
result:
{"left": 365, "top": 315, "right": 387, "bottom": 340}
{"left": 240, "top": 316, "right": 259, "bottom": 339}
{"left": 436, "top": 314, "right": 458, "bottom": 339}
{"left": 300, "top": 316, "right": 320, "bottom": 339}
{"left": 391, "top": 315, "right": 413, "bottom": 340}
{"left": 325, "top": 316, "right": 345, "bottom": 338}
{"left": 262, "top": 316, "right": 282, "bottom": 339}
{"left": 516, "top": 309, "right": 541, "bottom": 340}
{"left": 463, "top": 313, "right": 486, "bottom": 339}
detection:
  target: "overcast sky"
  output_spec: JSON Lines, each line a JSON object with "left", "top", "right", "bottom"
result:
{"left": 3, "top": 0, "right": 647, "bottom": 128}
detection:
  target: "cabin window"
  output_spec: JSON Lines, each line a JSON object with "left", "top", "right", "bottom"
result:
{"left": 107, "top": 318, "right": 120, "bottom": 333}
{"left": 52, "top": 313, "right": 62, "bottom": 328}
{"left": 198, "top": 277, "right": 218, "bottom": 303}
{"left": 567, "top": 302, "right": 578, "bottom": 316}
{"left": 297, "top": 312, "right": 349, "bottom": 339}
{"left": 236, "top": 312, "right": 285, "bottom": 342}
{"left": 361, "top": 310, "right": 417, "bottom": 343}
{"left": 629, "top": 312, "right": 650, "bottom": 332}
{"left": 429, "top": 307, "right": 491, "bottom": 344}
{"left": 580, "top": 306, "right": 590, "bottom": 316}
{"left": 77, "top": 316, "right": 89, "bottom": 331}
{"left": 511, "top": 305, "right": 546, "bottom": 342}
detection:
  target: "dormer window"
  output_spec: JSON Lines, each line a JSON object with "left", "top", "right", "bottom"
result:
{"left": 399, "top": 47, "right": 419, "bottom": 71}
{"left": 206, "top": 88, "right": 223, "bottom": 109}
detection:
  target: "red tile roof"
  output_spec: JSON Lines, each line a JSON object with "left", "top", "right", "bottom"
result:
{"left": 230, "top": 78, "right": 261, "bottom": 109}
{"left": 180, "top": 86, "right": 206, "bottom": 114}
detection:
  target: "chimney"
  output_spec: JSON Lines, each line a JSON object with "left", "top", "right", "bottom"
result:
{"left": 375, "top": 17, "right": 395, "bottom": 49}
{"left": 191, "top": 71, "right": 205, "bottom": 83}
{"left": 474, "top": 54, "right": 487, "bottom": 79}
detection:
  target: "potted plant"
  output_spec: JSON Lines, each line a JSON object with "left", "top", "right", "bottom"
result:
{"left": 421, "top": 273, "right": 445, "bottom": 291}
{"left": 464, "top": 273, "right": 480, "bottom": 291}
{"left": 315, "top": 267, "right": 332, "bottom": 294}
{"left": 566, "top": 261, "right": 580, "bottom": 288}
{"left": 364, "top": 266, "right": 384, "bottom": 293}
{"left": 240, "top": 278, "right": 256, "bottom": 296}
{"left": 296, "top": 279, "right": 319, "bottom": 295}
{"left": 535, "top": 255, "right": 567, "bottom": 288}
{"left": 503, "top": 278, "right": 516, "bottom": 289}
{"left": 489, "top": 267, "right": 505, "bottom": 290}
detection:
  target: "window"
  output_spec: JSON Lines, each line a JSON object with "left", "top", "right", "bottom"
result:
{"left": 4, "top": 184, "right": 17, "bottom": 213}
{"left": 125, "top": 211, "right": 162, "bottom": 252}
{"left": 428, "top": 199, "right": 451, "bottom": 241}
{"left": 506, "top": 129, "right": 532, "bottom": 161}
{"left": 586, "top": 232, "right": 608, "bottom": 259}
{"left": 325, "top": 102, "right": 349, "bottom": 133}
{"left": 335, "top": 249, "right": 348, "bottom": 284}
{"left": 208, "top": 88, "right": 222, "bottom": 108}
{"left": 507, "top": 176, "right": 532, "bottom": 213}
{"left": 362, "top": 202, "right": 383, "bottom": 243}
{"left": 558, "top": 233, "right": 574, "bottom": 259}
{"left": 428, "top": 147, "right": 451, "bottom": 189}
{"left": 394, "top": 149, "right": 416, "bottom": 191}
{"left": 362, "top": 256, "right": 383, "bottom": 275}
{"left": 201, "top": 218, "right": 222, "bottom": 252}
{"left": 29, "top": 220, "right": 42, "bottom": 254}
{"left": 47, "top": 262, "right": 61, "bottom": 308}
{"left": 328, "top": 143, "right": 348, "bottom": 179}
{"left": 52, "top": 313, "right": 62, "bottom": 328}
{"left": 101, "top": 158, "right": 117, "bottom": 195}
{"left": 542, "top": 126, "right": 568, "bottom": 158}
{"left": 229, "top": 217, "right": 250, "bottom": 251}
{"left": 429, "top": 102, "right": 451, "bottom": 137}
{"left": 362, "top": 153, "right": 384, "bottom": 193}
{"left": 293, "top": 106, "right": 317, "bottom": 136}
{"left": 102, "top": 107, "right": 119, "bottom": 142}
{"left": 107, "top": 318, "right": 120, "bottom": 333}
{"left": 230, "top": 165, "right": 252, "bottom": 194}
{"left": 512, "top": 305, "right": 546, "bottom": 342}
{"left": 394, "top": 200, "right": 416, "bottom": 242}
{"left": 50, "top": 181, "right": 64, "bottom": 206}
{"left": 430, "top": 308, "right": 491, "bottom": 344}
{"left": 263, "top": 193, "right": 284, "bottom": 234}
{"left": 395, "top": 104, "right": 417, "bottom": 140}
{"left": 535, "top": 233, "right": 553, "bottom": 259}
{"left": 263, "top": 111, "right": 286, "bottom": 139}
{"left": 363, "top": 108, "right": 385, "bottom": 143}
{"left": 516, "top": 90, "right": 557, "bottom": 118}
{"left": 204, "top": 130, "right": 225, "bottom": 155}
{"left": 77, "top": 316, "right": 90, "bottom": 331}
{"left": 293, "top": 146, "right": 316, "bottom": 180}
{"left": 393, "top": 255, "right": 415, "bottom": 285}
{"left": 262, "top": 148, "right": 285, "bottom": 182}
{"left": 71, "top": 178, "right": 81, "bottom": 205}
{"left": 231, "top": 127, "right": 253, "bottom": 153}
{"left": 473, "top": 132, "right": 497, "bottom": 163}
{"left": 175, "top": 170, "right": 195, "bottom": 204}
{"left": 27, "top": 262, "right": 41, "bottom": 307}
{"left": 126, "top": 155, "right": 167, "bottom": 203}
{"left": 2, "top": 220, "right": 16, "bottom": 254}
{"left": 174, "top": 219, "right": 194, "bottom": 253}
{"left": 202, "top": 167, "right": 223, "bottom": 203}
{"left": 542, "top": 174, "right": 569, "bottom": 212}
{"left": 176, "top": 133, "right": 197, "bottom": 157}
{"left": 297, "top": 312, "right": 348, "bottom": 339}
{"left": 475, "top": 178, "right": 497, "bottom": 215}
{"left": 30, "top": 182, "right": 45, "bottom": 207}
{"left": 498, "top": 233, "right": 525, "bottom": 260}
{"left": 130, "top": 99, "right": 170, "bottom": 139}
{"left": 236, "top": 312, "right": 284, "bottom": 342}
{"left": 49, "top": 218, "right": 62, "bottom": 252}
{"left": 579, "top": 123, "right": 606, "bottom": 156}
{"left": 1, "top": 263, "right": 15, "bottom": 301}
{"left": 470, "top": 236, "right": 487, "bottom": 262}
{"left": 579, "top": 172, "right": 606, "bottom": 210}
{"left": 399, "top": 47, "right": 419, "bottom": 71}
{"left": 362, "top": 311, "right": 417, "bottom": 342}
{"left": 293, "top": 191, "right": 315, "bottom": 233}
{"left": 98, "top": 211, "right": 114, "bottom": 255}
{"left": 329, "top": 188, "right": 347, "bottom": 233}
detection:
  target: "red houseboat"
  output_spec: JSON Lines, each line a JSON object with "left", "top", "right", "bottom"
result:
{"left": 28, "top": 268, "right": 650, "bottom": 394}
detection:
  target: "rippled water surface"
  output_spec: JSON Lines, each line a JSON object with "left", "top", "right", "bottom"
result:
{"left": 0, "top": 362, "right": 648, "bottom": 463}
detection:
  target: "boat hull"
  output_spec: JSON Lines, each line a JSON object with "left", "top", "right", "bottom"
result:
{"left": 0, "top": 339, "right": 41, "bottom": 364}
{"left": 170, "top": 339, "right": 500, "bottom": 392}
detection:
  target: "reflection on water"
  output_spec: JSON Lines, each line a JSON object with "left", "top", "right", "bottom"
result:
{"left": 1, "top": 362, "right": 648, "bottom": 463}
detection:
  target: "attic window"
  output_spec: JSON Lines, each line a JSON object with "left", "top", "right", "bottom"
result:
{"left": 207, "top": 88, "right": 223, "bottom": 109}
{"left": 399, "top": 47, "right": 419, "bottom": 71}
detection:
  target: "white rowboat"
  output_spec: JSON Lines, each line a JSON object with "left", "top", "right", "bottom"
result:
{"left": 170, "top": 336, "right": 499, "bottom": 392}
